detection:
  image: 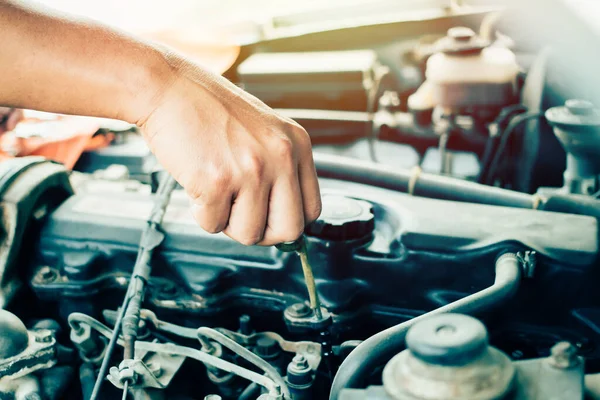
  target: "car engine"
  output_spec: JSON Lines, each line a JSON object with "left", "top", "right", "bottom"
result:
{"left": 3, "top": 1, "right": 600, "bottom": 400}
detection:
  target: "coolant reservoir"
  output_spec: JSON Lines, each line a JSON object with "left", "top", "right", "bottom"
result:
{"left": 409, "top": 27, "right": 519, "bottom": 111}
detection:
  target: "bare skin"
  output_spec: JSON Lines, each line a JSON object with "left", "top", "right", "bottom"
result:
{"left": 0, "top": 1, "right": 321, "bottom": 246}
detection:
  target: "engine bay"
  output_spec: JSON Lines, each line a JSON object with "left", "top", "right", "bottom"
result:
{"left": 3, "top": 1, "right": 600, "bottom": 399}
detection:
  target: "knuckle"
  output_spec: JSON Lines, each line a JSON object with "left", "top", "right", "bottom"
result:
{"left": 207, "top": 169, "right": 231, "bottom": 192}
{"left": 183, "top": 176, "right": 205, "bottom": 200}
{"left": 272, "top": 136, "right": 295, "bottom": 161}
{"left": 241, "top": 153, "right": 266, "bottom": 180}
{"left": 294, "top": 127, "right": 312, "bottom": 149}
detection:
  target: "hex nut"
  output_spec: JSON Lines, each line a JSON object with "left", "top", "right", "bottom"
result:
{"left": 70, "top": 324, "right": 99, "bottom": 356}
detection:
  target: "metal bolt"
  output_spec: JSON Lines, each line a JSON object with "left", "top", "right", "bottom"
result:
{"left": 38, "top": 266, "right": 57, "bottom": 283}
{"left": 35, "top": 329, "right": 53, "bottom": 343}
{"left": 147, "top": 361, "right": 162, "bottom": 378}
{"left": 549, "top": 341, "right": 579, "bottom": 369}
{"left": 288, "top": 303, "right": 311, "bottom": 318}
{"left": 292, "top": 354, "right": 309, "bottom": 369}
{"left": 239, "top": 315, "right": 252, "bottom": 335}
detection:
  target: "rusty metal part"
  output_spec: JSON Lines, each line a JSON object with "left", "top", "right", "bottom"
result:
{"left": 0, "top": 328, "right": 56, "bottom": 380}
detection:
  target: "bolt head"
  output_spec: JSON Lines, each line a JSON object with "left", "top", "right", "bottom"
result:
{"left": 292, "top": 354, "right": 309, "bottom": 369}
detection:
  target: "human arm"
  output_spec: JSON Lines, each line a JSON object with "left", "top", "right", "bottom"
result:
{"left": 0, "top": 0, "right": 321, "bottom": 245}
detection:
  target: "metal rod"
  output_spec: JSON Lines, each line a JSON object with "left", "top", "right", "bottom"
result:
{"left": 297, "top": 238, "right": 322, "bottom": 319}
{"left": 89, "top": 285, "right": 132, "bottom": 400}
{"left": 121, "top": 380, "right": 128, "bottom": 400}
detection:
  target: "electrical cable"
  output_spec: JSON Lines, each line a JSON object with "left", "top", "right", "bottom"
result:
{"left": 478, "top": 105, "right": 528, "bottom": 183}
{"left": 122, "top": 174, "right": 177, "bottom": 359}
{"left": 87, "top": 173, "right": 177, "bottom": 400}
{"left": 88, "top": 286, "right": 132, "bottom": 400}
{"left": 484, "top": 112, "right": 542, "bottom": 185}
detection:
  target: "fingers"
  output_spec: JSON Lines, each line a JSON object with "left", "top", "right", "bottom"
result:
{"left": 296, "top": 133, "right": 322, "bottom": 224}
{"left": 259, "top": 172, "right": 305, "bottom": 246}
{"left": 222, "top": 186, "right": 270, "bottom": 245}
{"left": 190, "top": 192, "right": 232, "bottom": 234}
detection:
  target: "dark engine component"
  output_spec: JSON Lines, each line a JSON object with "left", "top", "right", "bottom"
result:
{"left": 340, "top": 313, "right": 584, "bottom": 400}
{"left": 27, "top": 166, "right": 598, "bottom": 352}
{"left": 0, "top": 147, "right": 595, "bottom": 400}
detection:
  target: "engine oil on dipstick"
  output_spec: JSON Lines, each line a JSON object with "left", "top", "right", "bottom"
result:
{"left": 276, "top": 235, "right": 322, "bottom": 319}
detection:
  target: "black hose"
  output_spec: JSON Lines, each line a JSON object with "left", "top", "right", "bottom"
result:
{"left": 239, "top": 383, "right": 261, "bottom": 400}
{"left": 80, "top": 363, "right": 96, "bottom": 400}
{"left": 314, "top": 152, "right": 535, "bottom": 209}
{"left": 483, "top": 112, "right": 542, "bottom": 185}
{"left": 329, "top": 252, "right": 523, "bottom": 399}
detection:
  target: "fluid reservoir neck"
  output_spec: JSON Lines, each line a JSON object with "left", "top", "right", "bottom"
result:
{"left": 546, "top": 100, "right": 600, "bottom": 194}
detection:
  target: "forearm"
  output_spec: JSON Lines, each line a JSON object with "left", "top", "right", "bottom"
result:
{"left": 0, "top": 0, "right": 173, "bottom": 124}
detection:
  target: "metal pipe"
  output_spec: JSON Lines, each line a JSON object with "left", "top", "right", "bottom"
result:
{"left": 134, "top": 341, "right": 279, "bottom": 396}
{"left": 314, "top": 152, "right": 535, "bottom": 209}
{"left": 197, "top": 327, "right": 291, "bottom": 400}
{"left": 329, "top": 252, "right": 523, "bottom": 400}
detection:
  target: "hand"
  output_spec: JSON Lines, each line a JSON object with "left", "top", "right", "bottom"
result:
{"left": 138, "top": 54, "right": 321, "bottom": 246}
{"left": 0, "top": 107, "right": 23, "bottom": 134}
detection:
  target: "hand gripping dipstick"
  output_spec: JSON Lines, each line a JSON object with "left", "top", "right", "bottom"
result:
{"left": 276, "top": 235, "right": 322, "bottom": 320}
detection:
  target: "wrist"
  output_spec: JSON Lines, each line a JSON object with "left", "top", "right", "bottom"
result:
{"left": 120, "top": 44, "right": 179, "bottom": 127}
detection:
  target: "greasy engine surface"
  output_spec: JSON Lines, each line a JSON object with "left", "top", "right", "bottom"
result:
{"left": 29, "top": 176, "right": 600, "bottom": 362}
